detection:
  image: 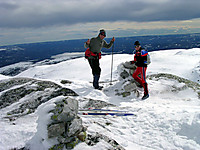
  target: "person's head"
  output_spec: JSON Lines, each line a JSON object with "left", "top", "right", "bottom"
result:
{"left": 99, "top": 29, "right": 106, "bottom": 39}
{"left": 134, "top": 41, "right": 141, "bottom": 50}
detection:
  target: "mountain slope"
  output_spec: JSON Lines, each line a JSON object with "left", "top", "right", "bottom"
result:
{"left": 0, "top": 48, "right": 200, "bottom": 150}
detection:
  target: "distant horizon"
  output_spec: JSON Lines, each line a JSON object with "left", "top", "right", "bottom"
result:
{"left": 1, "top": 32, "right": 200, "bottom": 47}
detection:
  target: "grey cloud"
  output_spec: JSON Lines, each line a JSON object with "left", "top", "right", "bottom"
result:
{"left": 0, "top": 2, "right": 18, "bottom": 9}
{"left": 0, "top": 0, "right": 200, "bottom": 28}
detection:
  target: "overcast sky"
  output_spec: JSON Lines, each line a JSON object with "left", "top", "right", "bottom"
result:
{"left": 1, "top": 0, "right": 200, "bottom": 45}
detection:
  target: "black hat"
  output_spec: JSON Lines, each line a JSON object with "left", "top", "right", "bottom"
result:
{"left": 99, "top": 29, "right": 106, "bottom": 37}
{"left": 134, "top": 41, "right": 140, "bottom": 45}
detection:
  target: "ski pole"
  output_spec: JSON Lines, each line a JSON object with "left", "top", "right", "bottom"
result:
{"left": 110, "top": 42, "right": 114, "bottom": 85}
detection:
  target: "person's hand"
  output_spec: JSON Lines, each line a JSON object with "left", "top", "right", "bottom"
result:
{"left": 111, "top": 37, "right": 115, "bottom": 42}
{"left": 86, "top": 39, "right": 90, "bottom": 45}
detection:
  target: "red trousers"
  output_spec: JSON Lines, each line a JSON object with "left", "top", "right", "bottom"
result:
{"left": 132, "top": 67, "right": 148, "bottom": 95}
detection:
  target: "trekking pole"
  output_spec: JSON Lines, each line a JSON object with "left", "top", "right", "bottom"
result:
{"left": 110, "top": 42, "right": 114, "bottom": 85}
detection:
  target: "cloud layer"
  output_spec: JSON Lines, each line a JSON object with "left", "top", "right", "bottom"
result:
{"left": 1, "top": 0, "right": 200, "bottom": 28}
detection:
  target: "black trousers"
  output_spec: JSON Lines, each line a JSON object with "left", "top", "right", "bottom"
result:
{"left": 88, "top": 59, "right": 101, "bottom": 76}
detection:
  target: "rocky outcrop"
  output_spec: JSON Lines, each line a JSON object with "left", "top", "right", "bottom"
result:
{"left": 85, "top": 132, "right": 125, "bottom": 150}
{"left": 148, "top": 73, "right": 200, "bottom": 98}
{"left": 107, "top": 61, "right": 200, "bottom": 99}
{"left": 1, "top": 77, "right": 126, "bottom": 150}
{"left": 79, "top": 98, "right": 116, "bottom": 110}
{"left": 48, "top": 97, "right": 86, "bottom": 149}
{"left": 0, "top": 77, "right": 78, "bottom": 120}
{"left": 120, "top": 61, "right": 136, "bottom": 79}
{"left": 23, "top": 97, "right": 86, "bottom": 150}
{"left": 104, "top": 61, "right": 140, "bottom": 98}
{"left": 1, "top": 77, "right": 124, "bottom": 150}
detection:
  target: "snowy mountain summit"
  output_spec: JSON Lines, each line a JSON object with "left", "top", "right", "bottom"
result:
{"left": 0, "top": 48, "right": 200, "bottom": 150}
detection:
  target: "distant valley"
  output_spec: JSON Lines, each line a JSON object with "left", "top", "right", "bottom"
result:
{"left": 0, "top": 33, "right": 200, "bottom": 75}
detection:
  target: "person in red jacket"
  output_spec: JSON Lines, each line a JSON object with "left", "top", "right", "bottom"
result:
{"left": 132, "top": 41, "right": 149, "bottom": 100}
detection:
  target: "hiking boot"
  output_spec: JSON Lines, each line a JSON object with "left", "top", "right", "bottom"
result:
{"left": 95, "top": 86, "right": 103, "bottom": 90}
{"left": 142, "top": 94, "right": 149, "bottom": 100}
{"left": 93, "top": 74, "right": 100, "bottom": 89}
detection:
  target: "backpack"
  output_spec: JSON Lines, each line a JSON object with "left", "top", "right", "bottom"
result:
{"left": 141, "top": 49, "right": 151, "bottom": 65}
{"left": 146, "top": 53, "right": 151, "bottom": 65}
{"left": 85, "top": 48, "right": 101, "bottom": 59}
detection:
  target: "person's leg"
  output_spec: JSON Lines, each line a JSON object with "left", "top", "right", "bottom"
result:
{"left": 132, "top": 67, "right": 143, "bottom": 86}
{"left": 88, "top": 59, "right": 101, "bottom": 89}
{"left": 141, "top": 67, "right": 149, "bottom": 99}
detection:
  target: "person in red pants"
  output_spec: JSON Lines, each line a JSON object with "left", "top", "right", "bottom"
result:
{"left": 132, "top": 41, "right": 149, "bottom": 100}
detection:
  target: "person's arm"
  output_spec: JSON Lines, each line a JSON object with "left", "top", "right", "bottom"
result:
{"left": 84, "top": 39, "right": 90, "bottom": 48}
{"left": 103, "top": 37, "right": 115, "bottom": 49}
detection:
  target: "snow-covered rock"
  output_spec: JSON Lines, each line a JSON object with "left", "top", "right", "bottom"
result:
{"left": 25, "top": 97, "right": 86, "bottom": 150}
{"left": 0, "top": 77, "right": 78, "bottom": 120}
